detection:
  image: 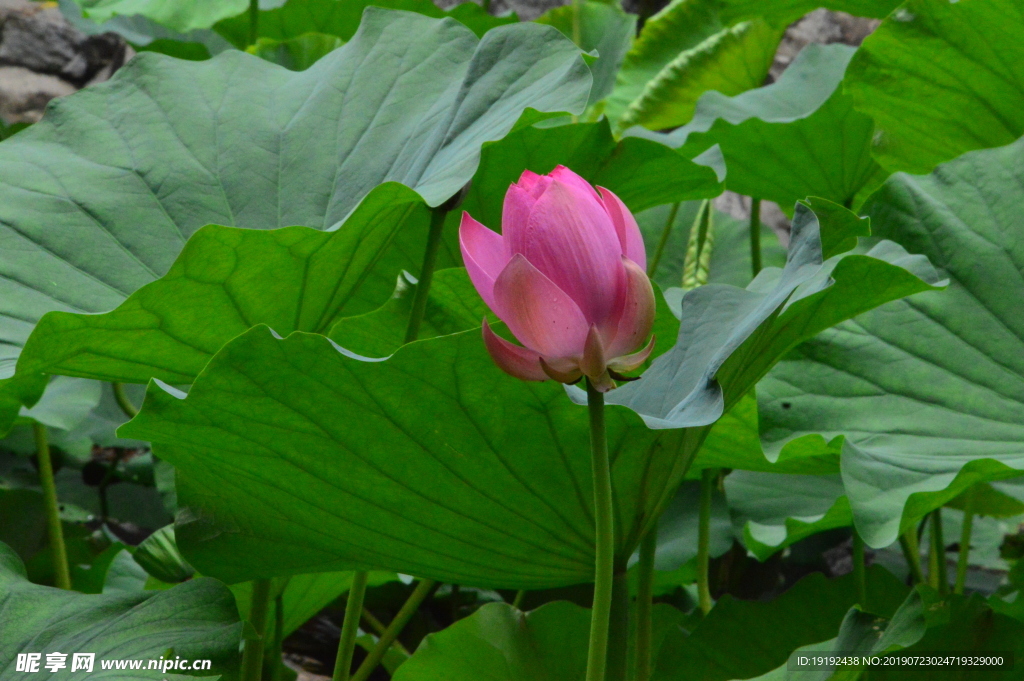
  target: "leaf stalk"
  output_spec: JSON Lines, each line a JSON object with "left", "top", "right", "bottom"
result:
{"left": 585, "top": 378, "right": 614, "bottom": 681}
{"left": 34, "top": 422, "right": 70, "bottom": 590}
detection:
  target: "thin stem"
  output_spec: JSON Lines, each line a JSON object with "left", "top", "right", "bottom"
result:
{"left": 584, "top": 379, "right": 614, "bottom": 681}
{"left": 403, "top": 207, "right": 449, "bottom": 344}
{"left": 572, "top": 0, "right": 582, "bottom": 46}
{"left": 647, "top": 202, "right": 680, "bottom": 277}
{"left": 269, "top": 591, "right": 285, "bottom": 681}
{"left": 361, "top": 609, "right": 410, "bottom": 656}
{"left": 34, "top": 422, "right": 70, "bottom": 590}
{"left": 635, "top": 530, "right": 657, "bottom": 681}
{"left": 248, "top": 0, "right": 259, "bottom": 46}
{"left": 333, "top": 571, "right": 369, "bottom": 681}
{"left": 899, "top": 528, "right": 925, "bottom": 585}
{"left": 351, "top": 579, "right": 436, "bottom": 681}
{"left": 696, "top": 468, "right": 716, "bottom": 615}
{"left": 852, "top": 530, "right": 866, "bottom": 606}
{"left": 749, "top": 197, "right": 762, "bottom": 277}
{"left": 929, "top": 509, "right": 947, "bottom": 595}
{"left": 512, "top": 589, "right": 526, "bottom": 610}
{"left": 955, "top": 487, "right": 977, "bottom": 594}
{"left": 112, "top": 382, "right": 138, "bottom": 419}
{"left": 240, "top": 578, "right": 273, "bottom": 681}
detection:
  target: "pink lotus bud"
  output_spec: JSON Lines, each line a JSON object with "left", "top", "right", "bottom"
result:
{"left": 460, "top": 165, "right": 656, "bottom": 392}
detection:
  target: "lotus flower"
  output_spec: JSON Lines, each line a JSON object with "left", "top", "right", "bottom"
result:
{"left": 460, "top": 166, "right": 656, "bottom": 392}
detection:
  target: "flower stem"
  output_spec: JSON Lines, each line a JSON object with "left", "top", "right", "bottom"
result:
{"left": 928, "top": 509, "right": 947, "bottom": 595}
{"left": 248, "top": 0, "right": 259, "bottom": 47}
{"left": 34, "top": 422, "right": 70, "bottom": 590}
{"left": 749, "top": 197, "right": 762, "bottom": 277}
{"left": 404, "top": 206, "right": 449, "bottom": 344}
{"left": 351, "top": 579, "right": 436, "bottom": 681}
{"left": 635, "top": 529, "right": 657, "bottom": 681}
{"left": 955, "top": 487, "right": 977, "bottom": 594}
{"left": 696, "top": 468, "right": 716, "bottom": 615}
{"left": 333, "top": 571, "right": 368, "bottom": 681}
{"left": 240, "top": 578, "right": 273, "bottom": 681}
{"left": 647, "top": 202, "right": 680, "bottom": 278}
{"left": 585, "top": 378, "right": 614, "bottom": 681}
{"left": 112, "top": 382, "right": 138, "bottom": 419}
{"left": 269, "top": 590, "right": 285, "bottom": 681}
{"left": 900, "top": 526, "right": 925, "bottom": 585}
{"left": 512, "top": 589, "right": 527, "bottom": 609}
{"left": 852, "top": 529, "right": 866, "bottom": 605}
{"left": 572, "top": 0, "right": 582, "bottom": 47}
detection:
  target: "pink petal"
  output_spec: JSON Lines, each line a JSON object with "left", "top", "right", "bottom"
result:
{"left": 501, "top": 183, "right": 535, "bottom": 250}
{"left": 482, "top": 320, "right": 548, "bottom": 381}
{"left": 598, "top": 187, "right": 646, "bottom": 271}
{"left": 549, "top": 165, "right": 602, "bottom": 202}
{"left": 606, "top": 257, "right": 656, "bottom": 359}
{"left": 507, "top": 180, "right": 624, "bottom": 325}
{"left": 459, "top": 212, "right": 508, "bottom": 312}
{"left": 539, "top": 357, "right": 582, "bottom": 384}
{"left": 492, "top": 253, "right": 589, "bottom": 359}
{"left": 516, "top": 169, "right": 552, "bottom": 200}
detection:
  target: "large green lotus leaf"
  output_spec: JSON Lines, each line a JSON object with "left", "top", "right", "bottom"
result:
{"left": 535, "top": 1, "right": 636, "bottom": 107}
{"left": 759, "top": 138, "right": 1024, "bottom": 548}
{"left": 216, "top": 0, "right": 515, "bottom": 48}
{"left": 615, "top": 19, "right": 782, "bottom": 133}
{"left": 74, "top": 0, "right": 246, "bottom": 32}
{"left": 603, "top": 0, "right": 722, "bottom": 126}
{"left": 0, "top": 8, "right": 591, "bottom": 428}
{"left": 648, "top": 44, "right": 882, "bottom": 214}
{"left": 392, "top": 601, "right": 589, "bottom": 681}
{"left": 845, "top": 0, "right": 1024, "bottom": 174}
{"left": 602, "top": 198, "right": 943, "bottom": 430}
{"left": 120, "top": 325, "right": 698, "bottom": 588}
{"left": 718, "top": 0, "right": 901, "bottom": 25}
{"left": 0, "top": 541, "right": 240, "bottom": 679}
{"left": 724, "top": 471, "right": 851, "bottom": 561}
{"left": 690, "top": 394, "right": 839, "bottom": 477}
{"left": 456, "top": 119, "right": 723, "bottom": 235}
{"left": 652, "top": 567, "right": 909, "bottom": 681}
{"left": 15, "top": 187, "right": 426, "bottom": 386}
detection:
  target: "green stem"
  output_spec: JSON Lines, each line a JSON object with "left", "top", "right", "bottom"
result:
{"left": 248, "top": 0, "right": 259, "bottom": 47}
{"left": 647, "top": 202, "right": 680, "bottom": 277}
{"left": 404, "top": 207, "right": 449, "bottom": 344}
{"left": 900, "top": 528, "right": 925, "bottom": 585}
{"left": 269, "top": 591, "right": 285, "bottom": 681}
{"left": 749, "top": 198, "right": 762, "bottom": 277}
{"left": 607, "top": 570, "right": 629, "bottom": 681}
{"left": 34, "top": 422, "right": 70, "bottom": 590}
{"left": 512, "top": 589, "right": 526, "bottom": 610}
{"left": 240, "top": 578, "right": 273, "bottom": 681}
{"left": 635, "top": 529, "right": 657, "bottom": 681}
{"left": 584, "top": 379, "right": 614, "bottom": 681}
{"left": 696, "top": 468, "right": 716, "bottom": 615}
{"left": 929, "top": 509, "right": 947, "bottom": 595}
{"left": 112, "top": 382, "right": 138, "bottom": 419}
{"left": 351, "top": 579, "right": 436, "bottom": 681}
{"left": 955, "top": 488, "right": 977, "bottom": 594}
{"left": 572, "top": 0, "right": 582, "bottom": 46}
{"left": 333, "top": 571, "right": 369, "bottom": 681}
{"left": 852, "top": 529, "right": 866, "bottom": 606}
{"left": 361, "top": 608, "right": 410, "bottom": 656}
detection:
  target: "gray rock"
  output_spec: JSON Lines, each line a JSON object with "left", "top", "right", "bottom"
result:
{"left": 0, "top": 0, "right": 131, "bottom": 124}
